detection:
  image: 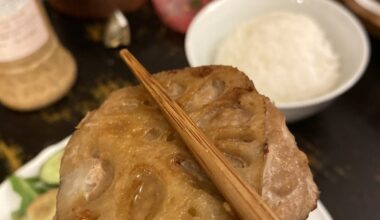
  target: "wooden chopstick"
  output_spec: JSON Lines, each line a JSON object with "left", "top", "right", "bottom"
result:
{"left": 119, "top": 49, "right": 279, "bottom": 220}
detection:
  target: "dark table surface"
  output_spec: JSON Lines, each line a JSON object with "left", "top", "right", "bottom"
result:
{"left": 0, "top": 2, "right": 379, "bottom": 220}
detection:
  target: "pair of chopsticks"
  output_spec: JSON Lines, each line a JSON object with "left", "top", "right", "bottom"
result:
{"left": 120, "top": 49, "right": 279, "bottom": 220}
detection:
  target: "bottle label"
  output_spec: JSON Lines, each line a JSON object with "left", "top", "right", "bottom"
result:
{"left": 0, "top": 0, "right": 49, "bottom": 62}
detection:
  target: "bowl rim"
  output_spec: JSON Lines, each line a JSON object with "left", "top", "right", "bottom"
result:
{"left": 185, "top": 0, "right": 370, "bottom": 109}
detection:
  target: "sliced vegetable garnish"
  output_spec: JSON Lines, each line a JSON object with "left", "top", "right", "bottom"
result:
{"left": 39, "top": 150, "right": 64, "bottom": 185}
{"left": 9, "top": 176, "right": 39, "bottom": 220}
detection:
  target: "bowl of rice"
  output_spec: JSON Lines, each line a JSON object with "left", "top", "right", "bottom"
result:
{"left": 185, "top": 0, "right": 370, "bottom": 122}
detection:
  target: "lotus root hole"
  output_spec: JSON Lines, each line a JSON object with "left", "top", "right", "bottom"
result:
{"left": 188, "top": 207, "right": 199, "bottom": 217}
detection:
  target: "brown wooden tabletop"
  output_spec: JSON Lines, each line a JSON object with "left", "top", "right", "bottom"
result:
{"left": 0, "top": 2, "right": 379, "bottom": 220}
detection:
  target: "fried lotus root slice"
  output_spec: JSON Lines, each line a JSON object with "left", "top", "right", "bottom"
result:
{"left": 57, "top": 66, "right": 318, "bottom": 220}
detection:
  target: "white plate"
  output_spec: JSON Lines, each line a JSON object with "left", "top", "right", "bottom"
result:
{"left": 0, "top": 137, "right": 333, "bottom": 220}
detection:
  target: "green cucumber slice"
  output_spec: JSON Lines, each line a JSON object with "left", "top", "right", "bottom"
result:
{"left": 39, "top": 150, "right": 64, "bottom": 185}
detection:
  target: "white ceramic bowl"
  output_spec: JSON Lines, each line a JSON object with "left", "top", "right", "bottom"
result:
{"left": 185, "top": 0, "right": 370, "bottom": 122}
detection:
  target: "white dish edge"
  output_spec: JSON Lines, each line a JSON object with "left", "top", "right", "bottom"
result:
{"left": 0, "top": 137, "right": 332, "bottom": 220}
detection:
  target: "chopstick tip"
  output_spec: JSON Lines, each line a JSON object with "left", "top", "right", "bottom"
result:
{"left": 119, "top": 48, "right": 135, "bottom": 66}
{"left": 119, "top": 48, "right": 130, "bottom": 57}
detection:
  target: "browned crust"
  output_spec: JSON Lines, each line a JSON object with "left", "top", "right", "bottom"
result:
{"left": 262, "top": 98, "right": 319, "bottom": 220}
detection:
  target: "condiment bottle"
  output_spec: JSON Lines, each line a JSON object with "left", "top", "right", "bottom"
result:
{"left": 0, "top": 0, "right": 76, "bottom": 111}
